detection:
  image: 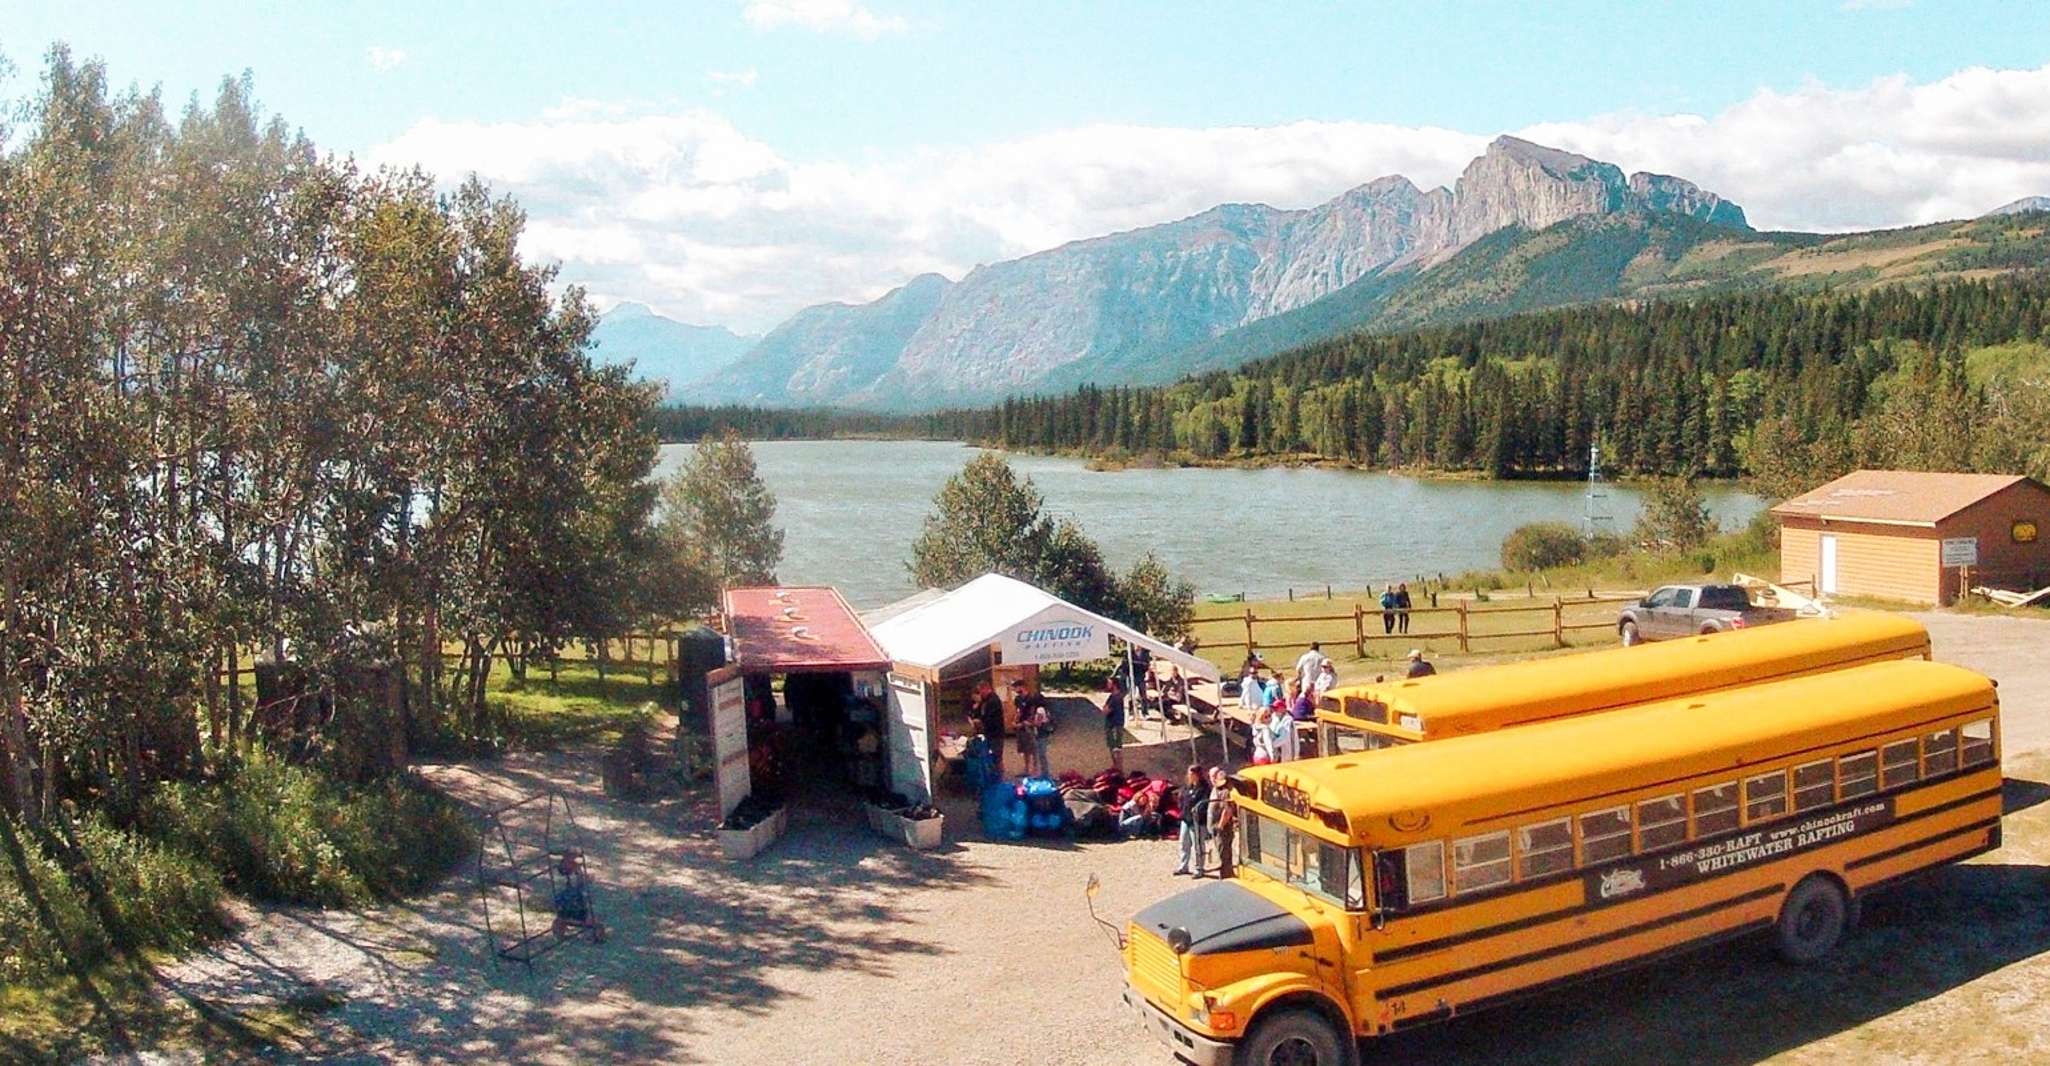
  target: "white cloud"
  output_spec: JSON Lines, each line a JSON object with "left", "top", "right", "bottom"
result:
{"left": 371, "top": 62, "right": 2050, "bottom": 332}
{"left": 742, "top": 0, "right": 907, "bottom": 39}
{"left": 1841, "top": 0, "right": 1912, "bottom": 11}
{"left": 706, "top": 68, "right": 759, "bottom": 88}
{"left": 366, "top": 46, "right": 408, "bottom": 73}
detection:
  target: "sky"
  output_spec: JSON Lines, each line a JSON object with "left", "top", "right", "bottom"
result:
{"left": 6, "top": 0, "right": 2050, "bottom": 333}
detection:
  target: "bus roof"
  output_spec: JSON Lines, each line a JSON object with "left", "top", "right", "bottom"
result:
{"left": 1318, "top": 613, "right": 1928, "bottom": 740}
{"left": 1246, "top": 658, "right": 1993, "bottom": 848}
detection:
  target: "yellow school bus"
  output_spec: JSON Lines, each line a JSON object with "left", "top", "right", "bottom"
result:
{"left": 1124, "top": 658, "right": 1999, "bottom": 1066}
{"left": 1316, "top": 613, "right": 1928, "bottom": 753}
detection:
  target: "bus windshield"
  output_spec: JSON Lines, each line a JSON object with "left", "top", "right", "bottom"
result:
{"left": 1241, "top": 811, "right": 1365, "bottom": 910}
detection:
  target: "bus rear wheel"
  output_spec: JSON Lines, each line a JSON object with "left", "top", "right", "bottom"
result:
{"left": 1774, "top": 875, "right": 1848, "bottom": 964}
{"left": 1237, "top": 1009, "right": 1349, "bottom": 1066}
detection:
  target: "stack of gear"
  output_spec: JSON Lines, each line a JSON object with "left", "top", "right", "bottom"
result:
{"left": 1020, "top": 777, "right": 1073, "bottom": 837}
{"left": 979, "top": 780, "right": 1027, "bottom": 840}
{"left": 963, "top": 736, "right": 997, "bottom": 793}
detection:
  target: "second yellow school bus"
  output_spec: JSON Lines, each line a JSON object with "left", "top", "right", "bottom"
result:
{"left": 1316, "top": 612, "right": 1929, "bottom": 752}
{"left": 1124, "top": 658, "right": 2000, "bottom": 1066}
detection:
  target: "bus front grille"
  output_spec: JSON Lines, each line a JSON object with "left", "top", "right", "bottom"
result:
{"left": 1128, "top": 928, "right": 1183, "bottom": 1007}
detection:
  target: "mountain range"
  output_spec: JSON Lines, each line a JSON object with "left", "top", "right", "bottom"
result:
{"left": 589, "top": 302, "right": 754, "bottom": 398}
{"left": 598, "top": 136, "right": 2048, "bottom": 410}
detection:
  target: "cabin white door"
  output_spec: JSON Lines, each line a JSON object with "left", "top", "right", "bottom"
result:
{"left": 1819, "top": 534, "right": 1840, "bottom": 595}
{"left": 886, "top": 673, "right": 935, "bottom": 803}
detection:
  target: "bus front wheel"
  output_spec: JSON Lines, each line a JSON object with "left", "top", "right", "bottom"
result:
{"left": 1237, "top": 1008, "right": 1349, "bottom": 1066}
{"left": 1774, "top": 875, "right": 1848, "bottom": 964}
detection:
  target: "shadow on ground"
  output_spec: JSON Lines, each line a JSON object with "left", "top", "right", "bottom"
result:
{"left": 1361, "top": 859, "right": 2050, "bottom": 1064}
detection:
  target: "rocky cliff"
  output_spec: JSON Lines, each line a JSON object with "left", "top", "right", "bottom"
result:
{"left": 690, "top": 136, "right": 1753, "bottom": 408}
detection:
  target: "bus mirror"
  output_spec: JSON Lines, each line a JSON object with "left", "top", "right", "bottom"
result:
{"left": 1167, "top": 926, "right": 1193, "bottom": 955}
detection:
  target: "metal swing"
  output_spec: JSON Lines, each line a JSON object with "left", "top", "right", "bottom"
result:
{"left": 475, "top": 790, "right": 605, "bottom": 968}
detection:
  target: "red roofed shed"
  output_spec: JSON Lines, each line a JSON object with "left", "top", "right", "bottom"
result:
{"left": 722, "top": 586, "right": 891, "bottom": 673}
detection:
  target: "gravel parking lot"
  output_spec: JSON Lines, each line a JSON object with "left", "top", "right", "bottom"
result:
{"left": 145, "top": 612, "right": 2050, "bottom": 1065}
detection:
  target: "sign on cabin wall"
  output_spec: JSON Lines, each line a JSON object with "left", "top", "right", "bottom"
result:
{"left": 999, "top": 609, "right": 1110, "bottom": 665}
{"left": 1941, "top": 537, "right": 1980, "bottom": 567}
{"left": 709, "top": 666, "right": 750, "bottom": 819}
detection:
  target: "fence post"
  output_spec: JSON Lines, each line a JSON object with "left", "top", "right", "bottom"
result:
{"left": 1552, "top": 597, "right": 1565, "bottom": 648}
{"left": 1456, "top": 602, "right": 1470, "bottom": 654}
{"left": 1244, "top": 608, "right": 1256, "bottom": 654}
{"left": 1353, "top": 604, "right": 1365, "bottom": 658}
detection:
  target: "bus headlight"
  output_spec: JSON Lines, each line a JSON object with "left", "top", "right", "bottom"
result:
{"left": 1191, "top": 994, "right": 1239, "bottom": 1032}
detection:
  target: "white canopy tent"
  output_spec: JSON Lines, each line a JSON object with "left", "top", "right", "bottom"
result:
{"left": 862, "top": 573, "right": 1219, "bottom": 801}
{"left": 868, "top": 573, "right": 1219, "bottom": 680}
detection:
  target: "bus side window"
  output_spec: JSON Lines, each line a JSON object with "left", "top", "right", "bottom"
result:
{"left": 1404, "top": 841, "right": 1447, "bottom": 905}
{"left": 1743, "top": 770, "right": 1789, "bottom": 823}
{"left": 1692, "top": 783, "right": 1739, "bottom": 837}
{"left": 1838, "top": 751, "right": 1879, "bottom": 798}
{"left": 1961, "top": 720, "right": 1996, "bottom": 767}
{"left": 1577, "top": 807, "right": 1631, "bottom": 866}
{"left": 1452, "top": 831, "right": 1512, "bottom": 895}
{"left": 1792, "top": 761, "right": 1834, "bottom": 813}
{"left": 1518, "top": 818, "right": 1573, "bottom": 879}
{"left": 1923, "top": 729, "right": 1958, "bottom": 776}
{"left": 1636, "top": 795, "right": 1686, "bottom": 851}
{"left": 1881, "top": 740, "right": 1920, "bottom": 789}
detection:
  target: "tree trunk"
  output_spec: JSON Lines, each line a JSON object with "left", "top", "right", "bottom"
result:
{"left": 0, "top": 671, "right": 34, "bottom": 823}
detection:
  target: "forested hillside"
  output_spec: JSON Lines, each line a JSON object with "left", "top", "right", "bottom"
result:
{"left": 925, "top": 270, "right": 2050, "bottom": 490}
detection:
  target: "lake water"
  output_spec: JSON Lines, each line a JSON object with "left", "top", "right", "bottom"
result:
{"left": 654, "top": 440, "right": 1763, "bottom": 608}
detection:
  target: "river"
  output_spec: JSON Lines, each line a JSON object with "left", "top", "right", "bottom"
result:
{"left": 654, "top": 440, "right": 1764, "bottom": 608}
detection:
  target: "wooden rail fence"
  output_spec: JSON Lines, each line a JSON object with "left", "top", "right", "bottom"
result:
{"left": 1192, "top": 594, "right": 1643, "bottom": 657}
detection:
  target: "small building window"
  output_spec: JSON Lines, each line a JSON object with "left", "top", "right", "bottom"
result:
{"left": 1404, "top": 840, "right": 1446, "bottom": 905}
{"left": 1636, "top": 795, "right": 1687, "bottom": 851}
{"left": 1744, "top": 771, "right": 1789, "bottom": 823}
{"left": 1924, "top": 729, "right": 1958, "bottom": 776}
{"left": 1838, "top": 751, "right": 1879, "bottom": 798}
{"left": 1961, "top": 719, "right": 1996, "bottom": 766}
{"left": 1692, "top": 782, "right": 1739, "bottom": 837}
{"left": 1518, "top": 818, "right": 1573, "bottom": 879}
{"left": 1578, "top": 807, "right": 1632, "bottom": 866}
{"left": 1881, "top": 740, "right": 1921, "bottom": 789}
{"left": 1793, "top": 760, "right": 1834, "bottom": 813}
{"left": 1452, "top": 832, "right": 1512, "bottom": 895}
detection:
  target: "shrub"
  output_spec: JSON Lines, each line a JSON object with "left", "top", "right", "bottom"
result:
{"left": 1501, "top": 522, "right": 1588, "bottom": 571}
{"left": 0, "top": 814, "right": 221, "bottom": 985}
{"left": 0, "top": 820, "right": 108, "bottom": 984}
{"left": 141, "top": 750, "right": 471, "bottom": 907}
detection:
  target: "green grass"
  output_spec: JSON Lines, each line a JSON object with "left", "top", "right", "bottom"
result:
{"left": 485, "top": 659, "right": 666, "bottom": 750}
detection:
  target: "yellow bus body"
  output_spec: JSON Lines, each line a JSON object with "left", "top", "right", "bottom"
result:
{"left": 1317, "top": 613, "right": 1929, "bottom": 750}
{"left": 1125, "top": 658, "right": 1999, "bottom": 1064}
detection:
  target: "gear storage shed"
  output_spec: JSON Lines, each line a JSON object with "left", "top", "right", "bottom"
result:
{"left": 1772, "top": 470, "right": 2050, "bottom": 605}
{"left": 864, "top": 573, "right": 1220, "bottom": 804}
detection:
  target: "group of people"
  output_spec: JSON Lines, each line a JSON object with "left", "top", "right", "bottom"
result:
{"left": 1167, "top": 764, "right": 1235, "bottom": 878}
{"left": 1237, "top": 642, "right": 1337, "bottom": 765}
{"left": 1378, "top": 582, "right": 1415, "bottom": 635}
{"left": 970, "top": 677, "right": 1055, "bottom": 780}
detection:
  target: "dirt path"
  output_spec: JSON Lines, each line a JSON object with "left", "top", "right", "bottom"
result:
{"left": 140, "top": 612, "right": 2050, "bottom": 1065}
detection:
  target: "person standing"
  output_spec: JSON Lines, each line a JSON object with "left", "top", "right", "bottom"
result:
{"left": 1311, "top": 659, "right": 1339, "bottom": 703}
{"left": 1206, "top": 767, "right": 1236, "bottom": 879}
{"left": 1405, "top": 648, "right": 1437, "bottom": 679}
{"left": 1395, "top": 582, "right": 1414, "bottom": 635}
{"left": 1380, "top": 586, "right": 1399, "bottom": 636}
{"left": 1013, "top": 678, "right": 1053, "bottom": 779}
{"left": 1240, "top": 664, "right": 1267, "bottom": 719}
{"left": 1131, "top": 646, "right": 1154, "bottom": 720}
{"left": 1173, "top": 764, "right": 1210, "bottom": 876}
{"left": 972, "top": 679, "right": 1006, "bottom": 779}
{"left": 1293, "top": 642, "right": 1324, "bottom": 692}
{"left": 1102, "top": 675, "right": 1128, "bottom": 774}
{"left": 1267, "top": 701, "right": 1299, "bottom": 762}
{"left": 1250, "top": 705, "right": 1276, "bottom": 765}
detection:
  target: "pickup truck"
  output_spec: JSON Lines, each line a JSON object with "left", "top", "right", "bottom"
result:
{"left": 1617, "top": 584, "right": 1799, "bottom": 645}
